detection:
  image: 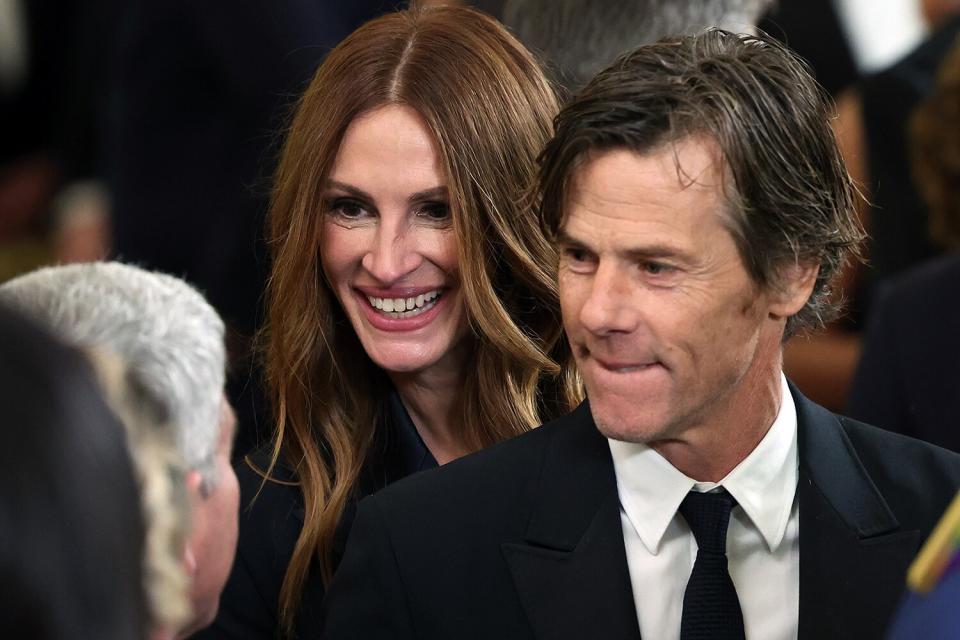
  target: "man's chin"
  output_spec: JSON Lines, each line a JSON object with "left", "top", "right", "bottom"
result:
{"left": 590, "top": 407, "right": 665, "bottom": 445}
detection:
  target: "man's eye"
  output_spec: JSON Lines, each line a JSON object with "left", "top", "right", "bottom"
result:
{"left": 641, "top": 261, "right": 671, "bottom": 275}
{"left": 564, "top": 247, "right": 589, "bottom": 262}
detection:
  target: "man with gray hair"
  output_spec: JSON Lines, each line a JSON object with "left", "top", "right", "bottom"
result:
{"left": 0, "top": 261, "right": 239, "bottom": 638}
{"left": 503, "top": 0, "right": 774, "bottom": 90}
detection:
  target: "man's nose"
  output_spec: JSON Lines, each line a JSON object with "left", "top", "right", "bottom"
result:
{"left": 578, "top": 263, "right": 639, "bottom": 336}
{"left": 360, "top": 217, "right": 422, "bottom": 283}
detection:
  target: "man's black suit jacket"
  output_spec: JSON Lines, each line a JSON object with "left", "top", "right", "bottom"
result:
{"left": 322, "top": 387, "right": 960, "bottom": 639}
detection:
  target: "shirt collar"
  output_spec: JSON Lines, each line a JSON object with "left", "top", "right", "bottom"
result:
{"left": 609, "top": 373, "right": 798, "bottom": 554}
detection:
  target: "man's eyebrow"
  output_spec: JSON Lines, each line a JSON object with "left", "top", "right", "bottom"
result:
{"left": 555, "top": 230, "right": 692, "bottom": 262}
{"left": 555, "top": 230, "right": 588, "bottom": 248}
{"left": 624, "top": 244, "right": 692, "bottom": 261}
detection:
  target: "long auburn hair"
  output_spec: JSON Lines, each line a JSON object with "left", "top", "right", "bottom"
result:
{"left": 263, "top": 5, "right": 579, "bottom": 631}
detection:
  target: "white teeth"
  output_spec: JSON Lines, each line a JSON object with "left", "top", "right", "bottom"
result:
{"left": 365, "top": 289, "right": 443, "bottom": 319}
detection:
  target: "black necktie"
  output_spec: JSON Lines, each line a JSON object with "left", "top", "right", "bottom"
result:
{"left": 679, "top": 489, "right": 746, "bottom": 640}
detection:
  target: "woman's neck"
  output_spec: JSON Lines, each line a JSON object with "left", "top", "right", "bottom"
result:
{"left": 389, "top": 357, "right": 471, "bottom": 465}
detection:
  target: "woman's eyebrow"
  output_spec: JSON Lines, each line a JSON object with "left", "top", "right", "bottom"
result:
{"left": 324, "top": 180, "right": 373, "bottom": 201}
{"left": 408, "top": 186, "right": 448, "bottom": 203}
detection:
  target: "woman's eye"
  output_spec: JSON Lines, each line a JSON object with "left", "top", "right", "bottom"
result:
{"left": 417, "top": 202, "right": 450, "bottom": 221}
{"left": 328, "top": 198, "right": 369, "bottom": 219}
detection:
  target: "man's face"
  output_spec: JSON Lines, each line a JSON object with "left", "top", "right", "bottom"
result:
{"left": 182, "top": 395, "right": 239, "bottom": 636}
{"left": 558, "top": 139, "right": 796, "bottom": 446}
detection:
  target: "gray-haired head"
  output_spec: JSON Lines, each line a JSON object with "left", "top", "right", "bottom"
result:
{"left": 503, "top": 0, "right": 775, "bottom": 91}
{"left": 0, "top": 262, "right": 227, "bottom": 485}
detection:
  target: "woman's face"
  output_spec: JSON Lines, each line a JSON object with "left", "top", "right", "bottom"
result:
{"left": 320, "top": 105, "right": 470, "bottom": 378}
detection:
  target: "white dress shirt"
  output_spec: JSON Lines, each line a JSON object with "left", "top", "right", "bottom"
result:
{"left": 609, "top": 374, "right": 799, "bottom": 640}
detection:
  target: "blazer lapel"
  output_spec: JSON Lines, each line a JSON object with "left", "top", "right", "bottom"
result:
{"left": 794, "top": 388, "right": 921, "bottom": 639}
{"left": 502, "top": 402, "right": 642, "bottom": 640}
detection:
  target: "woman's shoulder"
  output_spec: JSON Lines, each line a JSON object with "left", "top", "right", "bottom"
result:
{"left": 236, "top": 447, "right": 304, "bottom": 528}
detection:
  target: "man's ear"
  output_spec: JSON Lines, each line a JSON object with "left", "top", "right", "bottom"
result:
{"left": 769, "top": 262, "right": 819, "bottom": 319}
{"left": 185, "top": 468, "right": 205, "bottom": 502}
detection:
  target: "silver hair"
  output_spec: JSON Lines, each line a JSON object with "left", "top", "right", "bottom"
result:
{"left": 503, "top": 0, "right": 775, "bottom": 90}
{"left": 0, "top": 262, "right": 226, "bottom": 485}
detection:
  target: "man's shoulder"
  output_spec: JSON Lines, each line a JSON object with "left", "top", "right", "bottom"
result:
{"left": 836, "top": 413, "right": 960, "bottom": 530}
{"left": 839, "top": 413, "right": 960, "bottom": 480}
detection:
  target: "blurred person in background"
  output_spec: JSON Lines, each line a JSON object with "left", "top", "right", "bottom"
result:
{"left": 502, "top": 0, "right": 775, "bottom": 92}
{"left": 0, "top": 303, "right": 148, "bottom": 640}
{"left": 198, "top": 5, "right": 578, "bottom": 639}
{"left": 847, "top": 34, "right": 960, "bottom": 452}
{"left": 0, "top": 262, "right": 238, "bottom": 638}
{"left": 784, "top": 0, "right": 960, "bottom": 410}
{"left": 0, "top": 0, "right": 101, "bottom": 278}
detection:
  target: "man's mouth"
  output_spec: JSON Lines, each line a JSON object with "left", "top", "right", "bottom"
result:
{"left": 590, "top": 353, "right": 662, "bottom": 373}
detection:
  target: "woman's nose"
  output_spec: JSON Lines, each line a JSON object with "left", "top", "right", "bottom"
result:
{"left": 360, "top": 218, "right": 423, "bottom": 283}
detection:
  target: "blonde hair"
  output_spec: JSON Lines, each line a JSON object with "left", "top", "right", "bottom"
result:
{"left": 262, "top": 4, "right": 579, "bottom": 632}
{"left": 89, "top": 349, "right": 192, "bottom": 634}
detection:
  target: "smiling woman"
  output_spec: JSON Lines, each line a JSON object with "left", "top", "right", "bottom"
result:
{"left": 197, "top": 5, "right": 579, "bottom": 640}
{"left": 320, "top": 105, "right": 470, "bottom": 391}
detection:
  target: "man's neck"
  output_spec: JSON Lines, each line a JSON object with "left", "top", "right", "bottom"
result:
{"left": 651, "top": 350, "right": 784, "bottom": 483}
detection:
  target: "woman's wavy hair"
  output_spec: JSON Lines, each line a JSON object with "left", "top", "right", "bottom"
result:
{"left": 262, "top": 4, "right": 579, "bottom": 631}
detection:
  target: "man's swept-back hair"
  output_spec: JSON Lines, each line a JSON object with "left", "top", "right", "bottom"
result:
{"left": 265, "top": 4, "right": 578, "bottom": 630}
{"left": 503, "top": 0, "right": 774, "bottom": 90}
{"left": 538, "top": 29, "right": 865, "bottom": 337}
{"left": 0, "top": 262, "right": 226, "bottom": 483}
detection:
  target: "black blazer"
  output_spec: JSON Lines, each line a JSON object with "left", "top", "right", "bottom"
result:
{"left": 322, "top": 386, "right": 960, "bottom": 639}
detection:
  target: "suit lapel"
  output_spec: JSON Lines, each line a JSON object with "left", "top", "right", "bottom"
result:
{"left": 794, "top": 388, "right": 921, "bottom": 639}
{"left": 502, "top": 402, "right": 642, "bottom": 640}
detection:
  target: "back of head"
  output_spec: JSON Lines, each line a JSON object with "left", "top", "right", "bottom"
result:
{"left": 0, "top": 304, "right": 147, "bottom": 640}
{"left": 504, "top": 0, "right": 774, "bottom": 91}
{"left": 538, "top": 30, "right": 864, "bottom": 338}
{"left": 0, "top": 262, "right": 227, "bottom": 485}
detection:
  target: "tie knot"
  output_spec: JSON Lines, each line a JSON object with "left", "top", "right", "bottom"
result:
{"left": 679, "top": 490, "right": 737, "bottom": 554}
